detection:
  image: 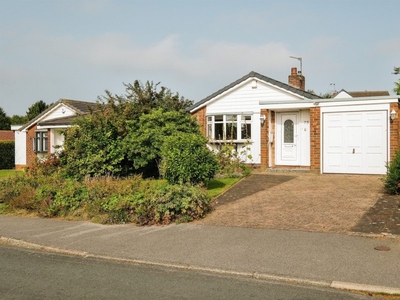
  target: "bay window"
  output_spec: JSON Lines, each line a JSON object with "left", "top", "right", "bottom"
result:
{"left": 207, "top": 114, "right": 252, "bottom": 141}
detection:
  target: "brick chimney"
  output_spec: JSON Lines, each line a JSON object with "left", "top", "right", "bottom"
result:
{"left": 288, "top": 67, "right": 305, "bottom": 90}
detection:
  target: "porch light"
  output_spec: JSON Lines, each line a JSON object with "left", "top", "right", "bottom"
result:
{"left": 390, "top": 110, "right": 396, "bottom": 121}
{"left": 260, "top": 114, "right": 266, "bottom": 124}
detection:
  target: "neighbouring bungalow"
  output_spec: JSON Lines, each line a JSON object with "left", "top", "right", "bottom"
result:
{"left": 188, "top": 68, "right": 400, "bottom": 175}
{"left": 14, "top": 99, "right": 95, "bottom": 169}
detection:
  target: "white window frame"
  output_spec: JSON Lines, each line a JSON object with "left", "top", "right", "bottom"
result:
{"left": 207, "top": 114, "right": 252, "bottom": 142}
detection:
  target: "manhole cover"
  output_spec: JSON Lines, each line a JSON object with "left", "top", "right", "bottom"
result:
{"left": 374, "top": 246, "right": 391, "bottom": 251}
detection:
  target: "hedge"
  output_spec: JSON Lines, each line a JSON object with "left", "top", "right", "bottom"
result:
{"left": 0, "top": 141, "right": 15, "bottom": 169}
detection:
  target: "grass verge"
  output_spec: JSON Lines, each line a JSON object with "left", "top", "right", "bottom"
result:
{"left": 0, "top": 170, "right": 23, "bottom": 178}
{"left": 206, "top": 177, "right": 241, "bottom": 198}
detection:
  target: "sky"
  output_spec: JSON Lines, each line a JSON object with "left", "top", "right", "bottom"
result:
{"left": 0, "top": 0, "right": 399, "bottom": 116}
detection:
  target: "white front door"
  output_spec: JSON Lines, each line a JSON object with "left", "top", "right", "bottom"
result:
{"left": 276, "top": 112, "right": 300, "bottom": 165}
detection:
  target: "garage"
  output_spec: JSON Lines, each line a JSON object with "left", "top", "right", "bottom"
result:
{"left": 323, "top": 109, "right": 388, "bottom": 174}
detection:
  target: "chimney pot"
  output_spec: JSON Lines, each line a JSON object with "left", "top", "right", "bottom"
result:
{"left": 291, "top": 67, "right": 297, "bottom": 75}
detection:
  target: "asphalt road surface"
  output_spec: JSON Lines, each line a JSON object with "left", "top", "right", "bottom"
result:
{"left": 0, "top": 245, "right": 376, "bottom": 300}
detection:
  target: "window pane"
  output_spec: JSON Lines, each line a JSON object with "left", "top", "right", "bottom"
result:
{"left": 241, "top": 124, "right": 251, "bottom": 139}
{"left": 241, "top": 115, "right": 251, "bottom": 121}
{"left": 284, "top": 119, "right": 294, "bottom": 143}
{"left": 226, "top": 123, "right": 237, "bottom": 140}
{"left": 215, "top": 115, "right": 223, "bottom": 121}
{"left": 43, "top": 134, "right": 48, "bottom": 151}
{"left": 226, "top": 115, "right": 237, "bottom": 122}
{"left": 214, "top": 123, "right": 224, "bottom": 140}
{"left": 207, "top": 116, "right": 213, "bottom": 122}
{"left": 207, "top": 124, "right": 212, "bottom": 138}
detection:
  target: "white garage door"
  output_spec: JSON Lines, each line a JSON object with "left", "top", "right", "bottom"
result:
{"left": 323, "top": 110, "right": 387, "bottom": 174}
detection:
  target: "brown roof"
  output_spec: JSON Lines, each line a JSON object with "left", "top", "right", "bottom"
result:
{"left": 19, "top": 99, "right": 95, "bottom": 131}
{"left": 332, "top": 90, "right": 390, "bottom": 98}
{"left": 348, "top": 91, "right": 390, "bottom": 97}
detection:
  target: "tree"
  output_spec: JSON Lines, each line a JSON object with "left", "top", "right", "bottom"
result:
{"left": 98, "top": 80, "right": 193, "bottom": 120}
{"left": 394, "top": 80, "right": 400, "bottom": 95}
{"left": 60, "top": 81, "right": 196, "bottom": 179}
{"left": 26, "top": 100, "right": 50, "bottom": 121}
{"left": 0, "top": 107, "right": 11, "bottom": 130}
{"left": 10, "top": 115, "right": 28, "bottom": 125}
{"left": 123, "top": 109, "right": 201, "bottom": 177}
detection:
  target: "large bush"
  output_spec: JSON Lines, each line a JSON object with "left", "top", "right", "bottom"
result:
{"left": 384, "top": 151, "right": 400, "bottom": 194}
{"left": 123, "top": 109, "right": 202, "bottom": 177}
{"left": 0, "top": 141, "right": 15, "bottom": 169}
{"left": 160, "top": 132, "right": 219, "bottom": 184}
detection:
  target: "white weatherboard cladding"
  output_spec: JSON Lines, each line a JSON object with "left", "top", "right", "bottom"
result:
{"left": 14, "top": 130, "right": 26, "bottom": 165}
{"left": 50, "top": 128, "right": 65, "bottom": 154}
{"left": 206, "top": 80, "right": 300, "bottom": 114}
{"left": 41, "top": 105, "right": 75, "bottom": 122}
{"left": 322, "top": 104, "right": 389, "bottom": 174}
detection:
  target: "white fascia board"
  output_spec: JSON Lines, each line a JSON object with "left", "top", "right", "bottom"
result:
{"left": 318, "top": 97, "right": 398, "bottom": 107}
{"left": 260, "top": 101, "right": 314, "bottom": 109}
{"left": 36, "top": 125, "right": 72, "bottom": 130}
{"left": 260, "top": 96, "right": 398, "bottom": 110}
{"left": 11, "top": 125, "right": 23, "bottom": 131}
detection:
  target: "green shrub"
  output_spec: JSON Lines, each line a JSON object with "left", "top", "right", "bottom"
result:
{"left": 0, "top": 141, "right": 15, "bottom": 169}
{"left": 1, "top": 173, "right": 211, "bottom": 225}
{"left": 160, "top": 132, "right": 219, "bottom": 185}
{"left": 215, "top": 142, "right": 251, "bottom": 177}
{"left": 384, "top": 151, "right": 400, "bottom": 194}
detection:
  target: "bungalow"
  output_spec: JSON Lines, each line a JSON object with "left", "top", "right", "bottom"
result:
{"left": 15, "top": 99, "right": 95, "bottom": 169}
{"left": 189, "top": 68, "right": 400, "bottom": 174}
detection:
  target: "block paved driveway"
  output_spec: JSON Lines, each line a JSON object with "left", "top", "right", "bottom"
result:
{"left": 197, "top": 173, "right": 400, "bottom": 236}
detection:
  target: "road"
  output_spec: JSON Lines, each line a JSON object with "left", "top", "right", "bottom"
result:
{"left": 0, "top": 245, "right": 376, "bottom": 300}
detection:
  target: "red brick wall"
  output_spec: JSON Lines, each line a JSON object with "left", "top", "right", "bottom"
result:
{"left": 260, "top": 109, "right": 269, "bottom": 168}
{"left": 0, "top": 130, "right": 14, "bottom": 141}
{"left": 191, "top": 106, "right": 207, "bottom": 136}
{"left": 390, "top": 102, "right": 400, "bottom": 160}
{"left": 26, "top": 125, "right": 51, "bottom": 168}
{"left": 310, "top": 107, "right": 321, "bottom": 171}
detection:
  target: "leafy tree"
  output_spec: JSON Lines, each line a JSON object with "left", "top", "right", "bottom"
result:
{"left": 26, "top": 100, "right": 50, "bottom": 121}
{"left": 98, "top": 80, "right": 193, "bottom": 120}
{"left": 10, "top": 115, "right": 28, "bottom": 125}
{"left": 60, "top": 81, "right": 196, "bottom": 179}
{"left": 0, "top": 107, "right": 11, "bottom": 130}
{"left": 394, "top": 80, "right": 400, "bottom": 95}
{"left": 123, "top": 109, "right": 201, "bottom": 177}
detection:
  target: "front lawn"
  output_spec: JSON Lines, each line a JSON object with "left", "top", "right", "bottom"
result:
{"left": 206, "top": 177, "right": 241, "bottom": 198}
{"left": 0, "top": 170, "right": 23, "bottom": 178}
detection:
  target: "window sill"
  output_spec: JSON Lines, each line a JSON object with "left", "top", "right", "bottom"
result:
{"left": 208, "top": 139, "right": 253, "bottom": 144}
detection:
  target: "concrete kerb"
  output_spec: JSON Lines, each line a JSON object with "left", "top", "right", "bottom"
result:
{"left": 2, "top": 236, "right": 400, "bottom": 296}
